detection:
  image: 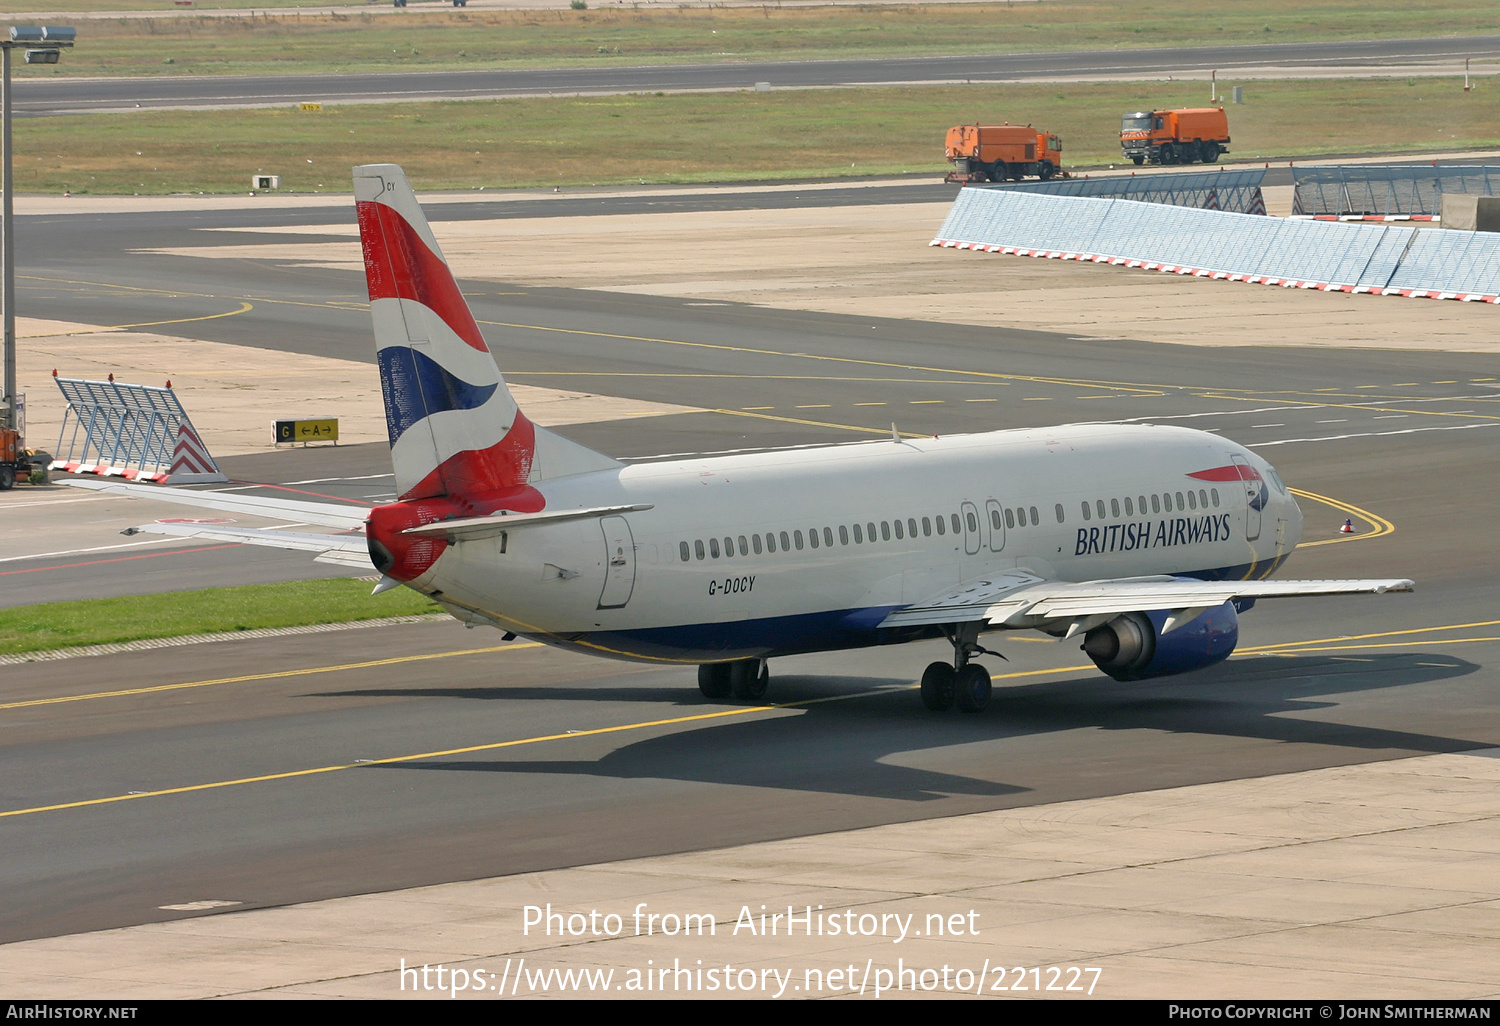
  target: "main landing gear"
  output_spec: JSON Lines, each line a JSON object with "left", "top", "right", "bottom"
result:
{"left": 920, "top": 624, "right": 1002, "bottom": 714}
{"left": 698, "top": 658, "right": 769, "bottom": 703}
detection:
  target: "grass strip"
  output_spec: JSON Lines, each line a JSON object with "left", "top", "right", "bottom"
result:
{"left": 0, "top": 578, "right": 441, "bottom": 655}
{"left": 10, "top": 1, "right": 1500, "bottom": 78}
{"left": 20, "top": 77, "right": 1500, "bottom": 195}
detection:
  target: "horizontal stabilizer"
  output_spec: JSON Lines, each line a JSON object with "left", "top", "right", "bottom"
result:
{"left": 67, "top": 478, "right": 370, "bottom": 531}
{"left": 401, "top": 503, "right": 654, "bottom": 543}
{"left": 122, "top": 521, "right": 370, "bottom": 568}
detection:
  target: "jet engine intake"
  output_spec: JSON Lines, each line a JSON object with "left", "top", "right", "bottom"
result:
{"left": 1082, "top": 601, "right": 1238, "bottom": 681}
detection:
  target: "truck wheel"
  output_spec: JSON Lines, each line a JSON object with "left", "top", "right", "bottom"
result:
{"left": 1201, "top": 141, "right": 1220, "bottom": 163}
{"left": 0, "top": 465, "right": 13, "bottom": 491}
{"left": 1131, "top": 155, "right": 1144, "bottom": 166}
{"left": 1038, "top": 161, "right": 1055, "bottom": 181}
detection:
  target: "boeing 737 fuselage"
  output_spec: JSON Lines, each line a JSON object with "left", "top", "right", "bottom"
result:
{"left": 73, "top": 165, "right": 1412, "bottom": 714}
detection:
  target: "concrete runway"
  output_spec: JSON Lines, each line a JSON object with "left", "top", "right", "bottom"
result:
{"left": 17, "top": 35, "right": 1500, "bottom": 115}
{"left": 1, "top": 184, "right": 1497, "bottom": 996}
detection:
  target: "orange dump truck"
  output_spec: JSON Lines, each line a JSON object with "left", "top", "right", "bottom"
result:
{"left": 945, "top": 124, "right": 1064, "bottom": 183}
{"left": 1120, "top": 107, "right": 1230, "bottom": 166}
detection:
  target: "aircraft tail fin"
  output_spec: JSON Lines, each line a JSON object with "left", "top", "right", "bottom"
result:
{"left": 353, "top": 164, "right": 618, "bottom": 501}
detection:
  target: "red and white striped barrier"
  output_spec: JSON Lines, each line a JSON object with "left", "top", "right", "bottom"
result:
{"left": 929, "top": 238, "right": 1500, "bottom": 304}
{"left": 50, "top": 461, "right": 169, "bottom": 483}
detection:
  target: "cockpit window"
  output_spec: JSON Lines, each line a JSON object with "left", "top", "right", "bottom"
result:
{"left": 1267, "top": 467, "right": 1288, "bottom": 494}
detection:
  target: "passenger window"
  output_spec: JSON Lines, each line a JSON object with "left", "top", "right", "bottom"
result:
{"left": 868, "top": 522, "right": 878, "bottom": 542}
{"left": 794, "top": 530, "right": 804, "bottom": 551}
{"left": 1211, "top": 488, "right": 1220, "bottom": 507}
{"left": 1110, "top": 498, "right": 1120, "bottom": 518}
{"left": 1176, "top": 491, "right": 1185, "bottom": 510}
{"left": 882, "top": 521, "right": 892, "bottom": 541}
{"left": 1199, "top": 489, "right": 1209, "bottom": 508}
{"left": 1138, "top": 495, "right": 1148, "bottom": 514}
{"left": 839, "top": 525, "right": 849, "bottom": 545}
{"left": 1055, "top": 504, "right": 1065, "bottom": 524}
{"left": 1096, "top": 499, "right": 1106, "bottom": 520}
{"left": 723, "top": 536, "right": 734, "bottom": 558}
{"left": 780, "top": 531, "right": 790, "bottom": 551}
{"left": 853, "top": 523, "right": 863, "bottom": 543}
{"left": 1187, "top": 491, "right": 1197, "bottom": 510}
{"left": 894, "top": 520, "right": 904, "bottom": 540}
{"left": 825, "top": 527, "right": 835, "bottom": 547}
{"left": 808, "top": 528, "right": 819, "bottom": 549}
{"left": 1004, "top": 508, "right": 1015, "bottom": 529}
{"left": 1124, "top": 496, "right": 1134, "bottom": 516}
{"left": 991, "top": 509, "right": 1003, "bottom": 530}
{"left": 922, "top": 517, "right": 931, "bottom": 537}
{"left": 1163, "top": 493, "right": 1172, "bottom": 512}
{"left": 695, "top": 540, "right": 706, "bottom": 560}
{"left": 1030, "top": 506, "right": 1039, "bottom": 525}
{"left": 965, "top": 511, "right": 977, "bottom": 532}
{"left": 1151, "top": 494, "right": 1161, "bottom": 514}
{"left": 680, "top": 541, "right": 690, "bottom": 562}
{"left": 1081, "top": 501, "right": 1091, "bottom": 521}
{"left": 935, "top": 515, "right": 946, "bottom": 536}
{"left": 710, "top": 538, "right": 721, "bottom": 558}
{"left": 752, "top": 534, "right": 763, "bottom": 555}
{"left": 907, "top": 518, "right": 917, "bottom": 538}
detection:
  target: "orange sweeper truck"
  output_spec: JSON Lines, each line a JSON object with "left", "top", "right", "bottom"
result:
{"left": 945, "top": 124, "right": 1065, "bottom": 183}
{"left": 1119, "top": 107, "right": 1230, "bottom": 165}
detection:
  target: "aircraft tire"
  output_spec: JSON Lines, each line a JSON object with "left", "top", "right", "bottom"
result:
{"left": 920, "top": 662, "right": 956, "bottom": 711}
{"left": 729, "top": 659, "right": 768, "bottom": 702}
{"left": 954, "top": 664, "right": 991, "bottom": 713}
{"left": 698, "top": 663, "right": 732, "bottom": 700}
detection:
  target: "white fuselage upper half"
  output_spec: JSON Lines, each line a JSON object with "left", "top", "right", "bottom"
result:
{"left": 412, "top": 423, "right": 1301, "bottom": 664}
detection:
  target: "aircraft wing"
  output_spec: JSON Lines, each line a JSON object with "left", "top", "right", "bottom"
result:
{"left": 119, "top": 520, "right": 372, "bottom": 569}
{"left": 65, "top": 478, "right": 370, "bottom": 531}
{"left": 880, "top": 571, "right": 1415, "bottom": 636}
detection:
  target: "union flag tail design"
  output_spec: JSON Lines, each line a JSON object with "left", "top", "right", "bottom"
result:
{"left": 355, "top": 164, "right": 537, "bottom": 501}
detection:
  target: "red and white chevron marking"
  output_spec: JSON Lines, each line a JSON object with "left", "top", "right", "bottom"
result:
{"left": 929, "top": 238, "right": 1500, "bottom": 303}
{"left": 171, "top": 424, "right": 219, "bottom": 476}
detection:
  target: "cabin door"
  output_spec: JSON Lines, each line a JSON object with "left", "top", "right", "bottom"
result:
{"left": 598, "top": 516, "right": 636, "bottom": 609}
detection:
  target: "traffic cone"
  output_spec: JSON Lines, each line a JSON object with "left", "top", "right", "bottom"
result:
{"left": 1340, "top": 519, "right": 1355, "bottom": 534}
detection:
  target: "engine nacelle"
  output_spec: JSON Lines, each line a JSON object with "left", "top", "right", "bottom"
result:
{"left": 1082, "top": 602, "right": 1239, "bottom": 681}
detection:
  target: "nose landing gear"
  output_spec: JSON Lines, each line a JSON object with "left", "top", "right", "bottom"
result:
{"left": 921, "top": 624, "right": 1001, "bottom": 713}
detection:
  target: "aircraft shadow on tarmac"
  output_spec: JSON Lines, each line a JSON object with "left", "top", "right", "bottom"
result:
{"left": 345, "top": 652, "right": 1485, "bottom": 802}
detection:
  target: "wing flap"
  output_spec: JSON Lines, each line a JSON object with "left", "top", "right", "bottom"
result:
{"left": 880, "top": 574, "right": 1415, "bottom": 630}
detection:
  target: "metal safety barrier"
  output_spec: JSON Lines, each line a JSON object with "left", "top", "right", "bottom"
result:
{"left": 932, "top": 188, "right": 1500, "bottom": 302}
{"left": 51, "top": 376, "right": 225, "bottom": 482}
{"left": 1292, "top": 165, "right": 1500, "bottom": 217}
{"left": 976, "top": 169, "right": 1267, "bottom": 215}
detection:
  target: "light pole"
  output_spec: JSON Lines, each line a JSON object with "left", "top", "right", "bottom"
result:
{"left": 1, "top": 26, "right": 73, "bottom": 435}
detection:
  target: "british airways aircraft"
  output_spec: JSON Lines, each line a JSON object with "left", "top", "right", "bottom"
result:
{"left": 73, "top": 165, "right": 1413, "bottom": 713}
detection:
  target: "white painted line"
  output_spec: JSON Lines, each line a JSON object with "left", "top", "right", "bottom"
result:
{"left": 1248, "top": 422, "right": 1500, "bottom": 448}
{"left": 0, "top": 495, "right": 110, "bottom": 509}
{"left": 0, "top": 537, "right": 178, "bottom": 564}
